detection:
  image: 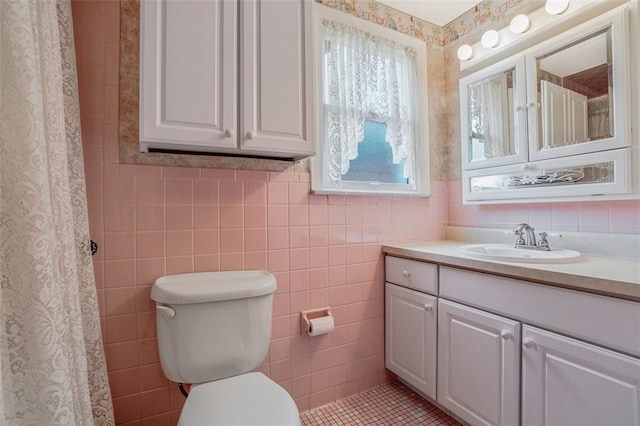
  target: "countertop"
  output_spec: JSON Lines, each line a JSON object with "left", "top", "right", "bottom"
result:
{"left": 382, "top": 240, "right": 640, "bottom": 302}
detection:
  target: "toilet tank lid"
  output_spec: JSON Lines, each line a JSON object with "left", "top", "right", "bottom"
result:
{"left": 151, "top": 271, "right": 277, "bottom": 304}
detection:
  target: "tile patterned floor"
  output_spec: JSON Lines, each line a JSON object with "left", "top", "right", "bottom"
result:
{"left": 300, "top": 381, "right": 461, "bottom": 425}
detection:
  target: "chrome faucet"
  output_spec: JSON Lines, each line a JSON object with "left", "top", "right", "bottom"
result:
{"left": 513, "top": 223, "right": 537, "bottom": 248}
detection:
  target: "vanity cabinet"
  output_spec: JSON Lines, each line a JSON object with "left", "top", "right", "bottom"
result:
{"left": 437, "top": 299, "right": 520, "bottom": 426}
{"left": 140, "top": 0, "right": 315, "bottom": 159}
{"left": 459, "top": 6, "right": 633, "bottom": 203}
{"left": 384, "top": 254, "right": 640, "bottom": 425}
{"left": 384, "top": 257, "right": 438, "bottom": 400}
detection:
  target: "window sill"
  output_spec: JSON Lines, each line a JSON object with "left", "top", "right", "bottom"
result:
{"left": 310, "top": 189, "right": 432, "bottom": 197}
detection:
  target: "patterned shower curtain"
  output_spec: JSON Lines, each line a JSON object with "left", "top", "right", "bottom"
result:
{"left": 0, "top": 0, "right": 114, "bottom": 424}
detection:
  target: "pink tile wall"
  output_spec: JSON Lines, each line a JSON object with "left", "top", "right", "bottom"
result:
{"left": 93, "top": 168, "right": 447, "bottom": 425}
{"left": 447, "top": 181, "right": 640, "bottom": 234}
{"left": 72, "top": 2, "right": 447, "bottom": 424}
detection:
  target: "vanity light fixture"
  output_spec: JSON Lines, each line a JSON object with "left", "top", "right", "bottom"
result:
{"left": 457, "top": 44, "right": 474, "bottom": 60}
{"left": 545, "top": 0, "right": 570, "bottom": 15}
{"left": 481, "top": 30, "right": 500, "bottom": 48}
{"left": 510, "top": 14, "right": 531, "bottom": 34}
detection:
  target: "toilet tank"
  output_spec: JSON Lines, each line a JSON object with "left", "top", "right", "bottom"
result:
{"left": 151, "top": 271, "right": 277, "bottom": 384}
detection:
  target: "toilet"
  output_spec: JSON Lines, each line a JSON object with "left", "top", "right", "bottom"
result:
{"left": 151, "top": 270, "right": 300, "bottom": 425}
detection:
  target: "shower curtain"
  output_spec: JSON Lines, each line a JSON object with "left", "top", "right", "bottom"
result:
{"left": 0, "top": 0, "right": 115, "bottom": 424}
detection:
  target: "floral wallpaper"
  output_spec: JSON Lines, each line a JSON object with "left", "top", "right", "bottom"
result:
{"left": 316, "top": 0, "right": 443, "bottom": 45}
{"left": 316, "top": 0, "right": 546, "bottom": 46}
{"left": 443, "top": 0, "right": 545, "bottom": 43}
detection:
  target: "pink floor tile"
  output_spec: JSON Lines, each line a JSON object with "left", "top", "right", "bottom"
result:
{"left": 300, "top": 381, "right": 460, "bottom": 426}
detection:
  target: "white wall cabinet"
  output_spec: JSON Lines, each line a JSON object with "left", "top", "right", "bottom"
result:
{"left": 385, "top": 283, "right": 437, "bottom": 400}
{"left": 458, "top": 6, "right": 634, "bottom": 203}
{"left": 140, "top": 0, "right": 315, "bottom": 159}
{"left": 437, "top": 299, "right": 520, "bottom": 426}
{"left": 522, "top": 325, "right": 640, "bottom": 426}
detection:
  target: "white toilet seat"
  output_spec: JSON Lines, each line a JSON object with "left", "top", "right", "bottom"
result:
{"left": 178, "top": 372, "right": 300, "bottom": 425}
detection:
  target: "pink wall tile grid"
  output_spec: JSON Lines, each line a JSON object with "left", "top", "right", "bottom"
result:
{"left": 91, "top": 165, "right": 447, "bottom": 424}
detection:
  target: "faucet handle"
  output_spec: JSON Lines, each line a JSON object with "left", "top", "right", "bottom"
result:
{"left": 513, "top": 230, "right": 526, "bottom": 247}
{"left": 538, "top": 232, "right": 550, "bottom": 251}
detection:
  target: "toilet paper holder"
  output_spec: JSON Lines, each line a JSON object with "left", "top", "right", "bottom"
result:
{"left": 300, "top": 307, "right": 332, "bottom": 336}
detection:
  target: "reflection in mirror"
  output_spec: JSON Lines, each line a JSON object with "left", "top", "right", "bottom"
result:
{"left": 537, "top": 27, "right": 613, "bottom": 151}
{"left": 469, "top": 161, "right": 615, "bottom": 193}
{"left": 467, "top": 69, "right": 516, "bottom": 163}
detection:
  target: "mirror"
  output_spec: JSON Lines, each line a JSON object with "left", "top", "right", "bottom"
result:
{"left": 536, "top": 27, "right": 613, "bottom": 151}
{"left": 466, "top": 68, "right": 517, "bottom": 163}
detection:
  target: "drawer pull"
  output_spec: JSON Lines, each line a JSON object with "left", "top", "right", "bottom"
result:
{"left": 500, "top": 330, "right": 512, "bottom": 340}
{"left": 523, "top": 338, "right": 535, "bottom": 349}
{"left": 402, "top": 270, "right": 410, "bottom": 277}
{"left": 424, "top": 304, "right": 433, "bottom": 311}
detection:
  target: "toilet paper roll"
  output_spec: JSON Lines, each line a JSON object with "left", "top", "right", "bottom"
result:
{"left": 308, "top": 316, "right": 334, "bottom": 336}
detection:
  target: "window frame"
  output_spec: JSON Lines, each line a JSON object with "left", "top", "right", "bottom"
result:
{"left": 310, "top": 3, "right": 431, "bottom": 196}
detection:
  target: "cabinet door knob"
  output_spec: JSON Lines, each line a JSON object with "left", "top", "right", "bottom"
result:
{"left": 515, "top": 105, "right": 524, "bottom": 112}
{"left": 402, "top": 270, "right": 410, "bottom": 277}
{"left": 424, "top": 304, "right": 433, "bottom": 311}
{"left": 224, "top": 128, "right": 235, "bottom": 138}
{"left": 523, "top": 337, "right": 535, "bottom": 348}
{"left": 500, "top": 330, "right": 512, "bottom": 340}
{"left": 526, "top": 100, "right": 538, "bottom": 109}
{"left": 246, "top": 131, "right": 255, "bottom": 140}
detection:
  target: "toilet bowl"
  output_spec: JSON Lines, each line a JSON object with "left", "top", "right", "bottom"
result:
{"left": 179, "top": 373, "right": 299, "bottom": 425}
{"left": 151, "top": 271, "right": 299, "bottom": 425}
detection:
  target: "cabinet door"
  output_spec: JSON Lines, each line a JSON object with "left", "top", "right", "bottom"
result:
{"left": 385, "top": 283, "right": 437, "bottom": 400}
{"left": 526, "top": 9, "right": 630, "bottom": 162}
{"left": 140, "top": 0, "right": 237, "bottom": 151}
{"left": 462, "top": 147, "right": 631, "bottom": 203}
{"left": 437, "top": 299, "right": 520, "bottom": 426}
{"left": 459, "top": 55, "right": 528, "bottom": 170}
{"left": 522, "top": 325, "right": 640, "bottom": 426}
{"left": 240, "top": 0, "right": 315, "bottom": 158}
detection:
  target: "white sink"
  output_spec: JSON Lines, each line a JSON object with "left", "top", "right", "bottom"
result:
{"left": 458, "top": 243, "right": 581, "bottom": 264}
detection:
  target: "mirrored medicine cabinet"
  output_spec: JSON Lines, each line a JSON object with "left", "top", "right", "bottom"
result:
{"left": 459, "top": 6, "right": 633, "bottom": 203}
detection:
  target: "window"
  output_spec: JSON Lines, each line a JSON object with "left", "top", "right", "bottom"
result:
{"left": 311, "top": 4, "right": 430, "bottom": 196}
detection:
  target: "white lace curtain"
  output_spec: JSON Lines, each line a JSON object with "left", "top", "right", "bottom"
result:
{"left": 322, "top": 19, "right": 418, "bottom": 188}
{"left": 0, "top": 1, "right": 114, "bottom": 424}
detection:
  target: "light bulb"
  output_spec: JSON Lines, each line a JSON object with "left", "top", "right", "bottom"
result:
{"left": 481, "top": 30, "right": 500, "bottom": 48}
{"left": 510, "top": 14, "right": 531, "bottom": 34}
{"left": 545, "top": 0, "right": 570, "bottom": 15}
{"left": 457, "top": 44, "right": 474, "bottom": 60}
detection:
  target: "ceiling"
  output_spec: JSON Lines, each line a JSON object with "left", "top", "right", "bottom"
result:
{"left": 375, "top": 0, "right": 483, "bottom": 26}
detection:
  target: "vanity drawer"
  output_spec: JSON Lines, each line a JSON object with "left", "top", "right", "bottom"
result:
{"left": 385, "top": 256, "right": 438, "bottom": 295}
